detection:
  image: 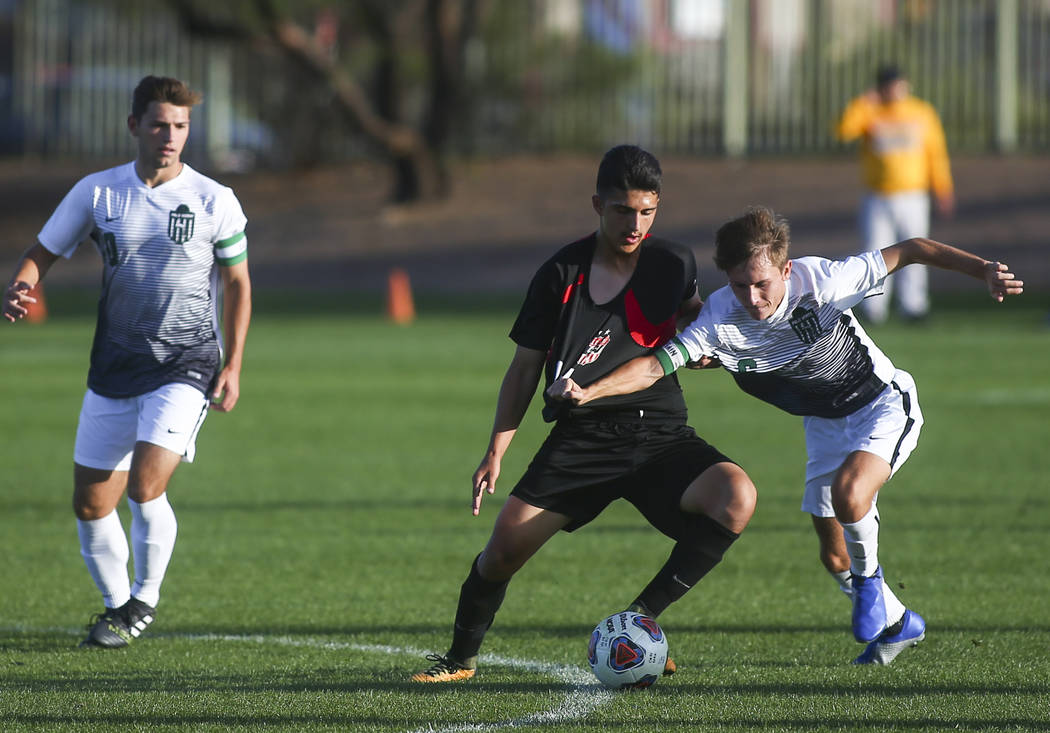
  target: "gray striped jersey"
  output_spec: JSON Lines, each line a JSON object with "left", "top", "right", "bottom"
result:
{"left": 661, "top": 252, "right": 898, "bottom": 418}
{"left": 38, "top": 162, "right": 247, "bottom": 397}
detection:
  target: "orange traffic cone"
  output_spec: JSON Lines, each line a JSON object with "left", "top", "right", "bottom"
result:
{"left": 25, "top": 283, "right": 47, "bottom": 323}
{"left": 386, "top": 268, "right": 415, "bottom": 325}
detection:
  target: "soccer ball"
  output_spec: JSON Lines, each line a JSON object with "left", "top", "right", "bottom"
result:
{"left": 587, "top": 611, "right": 668, "bottom": 690}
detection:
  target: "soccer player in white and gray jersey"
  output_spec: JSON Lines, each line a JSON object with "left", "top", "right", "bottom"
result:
{"left": 40, "top": 160, "right": 247, "bottom": 397}
{"left": 3, "top": 76, "right": 252, "bottom": 649}
{"left": 550, "top": 206, "right": 1023, "bottom": 666}
{"left": 662, "top": 251, "right": 898, "bottom": 420}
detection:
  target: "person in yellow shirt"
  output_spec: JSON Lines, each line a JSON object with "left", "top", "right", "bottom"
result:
{"left": 837, "top": 65, "right": 954, "bottom": 323}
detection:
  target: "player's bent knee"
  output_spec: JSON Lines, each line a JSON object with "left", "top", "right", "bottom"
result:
{"left": 476, "top": 547, "right": 526, "bottom": 582}
{"left": 680, "top": 463, "right": 756, "bottom": 533}
{"left": 72, "top": 496, "right": 115, "bottom": 521}
{"left": 830, "top": 490, "right": 871, "bottom": 524}
{"left": 727, "top": 470, "right": 758, "bottom": 524}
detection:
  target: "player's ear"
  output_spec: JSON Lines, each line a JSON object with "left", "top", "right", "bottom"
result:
{"left": 127, "top": 115, "right": 139, "bottom": 136}
{"left": 782, "top": 260, "right": 793, "bottom": 279}
{"left": 591, "top": 194, "right": 603, "bottom": 216}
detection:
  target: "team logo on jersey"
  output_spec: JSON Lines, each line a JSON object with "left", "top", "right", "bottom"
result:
{"left": 577, "top": 329, "right": 612, "bottom": 366}
{"left": 789, "top": 306, "right": 822, "bottom": 344}
{"left": 168, "top": 204, "right": 195, "bottom": 244}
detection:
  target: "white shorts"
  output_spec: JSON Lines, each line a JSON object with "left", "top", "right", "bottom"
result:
{"left": 74, "top": 383, "right": 210, "bottom": 471}
{"left": 801, "top": 370, "right": 923, "bottom": 517}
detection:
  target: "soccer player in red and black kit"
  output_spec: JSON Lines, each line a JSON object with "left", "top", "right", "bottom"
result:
{"left": 411, "top": 145, "right": 757, "bottom": 682}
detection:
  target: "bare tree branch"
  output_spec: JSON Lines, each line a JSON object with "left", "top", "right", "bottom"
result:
{"left": 168, "top": 0, "right": 462, "bottom": 201}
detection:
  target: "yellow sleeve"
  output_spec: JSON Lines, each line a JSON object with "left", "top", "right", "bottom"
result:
{"left": 836, "top": 96, "right": 873, "bottom": 142}
{"left": 924, "top": 108, "right": 954, "bottom": 197}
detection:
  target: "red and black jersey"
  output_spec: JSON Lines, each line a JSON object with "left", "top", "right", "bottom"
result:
{"left": 510, "top": 233, "right": 698, "bottom": 422}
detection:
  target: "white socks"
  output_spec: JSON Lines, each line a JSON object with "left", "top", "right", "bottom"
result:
{"left": 840, "top": 505, "right": 880, "bottom": 577}
{"left": 831, "top": 569, "right": 853, "bottom": 599}
{"left": 129, "top": 495, "right": 178, "bottom": 608}
{"left": 77, "top": 510, "right": 131, "bottom": 610}
{"left": 880, "top": 578, "right": 906, "bottom": 627}
{"left": 77, "top": 495, "right": 177, "bottom": 610}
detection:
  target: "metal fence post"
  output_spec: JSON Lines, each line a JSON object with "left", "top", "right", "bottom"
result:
{"left": 723, "top": 0, "right": 749, "bottom": 157}
{"left": 996, "top": 0, "right": 1018, "bottom": 152}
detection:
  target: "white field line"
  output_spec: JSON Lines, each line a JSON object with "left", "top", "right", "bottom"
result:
{"left": 5, "top": 626, "right": 614, "bottom": 731}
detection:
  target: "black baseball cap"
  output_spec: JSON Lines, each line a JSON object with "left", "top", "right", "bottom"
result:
{"left": 876, "top": 64, "right": 903, "bottom": 87}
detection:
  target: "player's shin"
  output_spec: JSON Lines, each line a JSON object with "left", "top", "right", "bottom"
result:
{"left": 448, "top": 555, "right": 510, "bottom": 669}
{"left": 632, "top": 513, "right": 739, "bottom": 618}
{"left": 77, "top": 510, "right": 132, "bottom": 609}
{"left": 840, "top": 506, "right": 880, "bottom": 577}
{"left": 129, "top": 494, "right": 178, "bottom": 607}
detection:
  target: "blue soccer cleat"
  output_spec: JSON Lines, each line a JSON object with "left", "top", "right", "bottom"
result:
{"left": 853, "top": 609, "right": 926, "bottom": 665}
{"left": 850, "top": 566, "right": 888, "bottom": 643}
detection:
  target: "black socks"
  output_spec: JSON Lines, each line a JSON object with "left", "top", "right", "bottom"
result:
{"left": 448, "top": 555, "right": 509, "bottom": 667}
{"left": 632, "top": 513, "right": 739, "bottom": 618}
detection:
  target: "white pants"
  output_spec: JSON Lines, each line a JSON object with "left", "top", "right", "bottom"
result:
{"left": 801, "top": 370, "right": 923, "bottom": 518}
{"left": 859, "top": 191, "right": 931, "bottom": 322}
{"left": 74, "top": 383, "right": 210, "bottom": 470}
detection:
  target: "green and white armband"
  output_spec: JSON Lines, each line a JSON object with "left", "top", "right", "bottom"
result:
{"left": 655, "top": 338, "right": 690, "bottom": 374}
{"left": 215, "top": 232, "right": 247, "bottom": 266}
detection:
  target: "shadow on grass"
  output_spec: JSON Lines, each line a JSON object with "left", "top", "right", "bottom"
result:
{"left": 149, "top": 620, "right": 1050, "bottom": 637}
{"left": 6, "top": 662, "right": 1049, "bottom": 698}
{"left": 3, "top": 714, "right": 1048, "bottom": 733}
{"left": 500, "top": 720, "right": 1050, "bottom": 732}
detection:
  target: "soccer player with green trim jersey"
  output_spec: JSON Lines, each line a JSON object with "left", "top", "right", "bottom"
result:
{"left": 550, "top": 206, "right": 1023, "bottom": 665}
{"left": 3, "top": 75, "right": 252, "bottom": 648}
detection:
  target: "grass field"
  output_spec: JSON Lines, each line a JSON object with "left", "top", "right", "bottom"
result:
{"left": 2, "top": 291, "right": 1049, "bottom": 732}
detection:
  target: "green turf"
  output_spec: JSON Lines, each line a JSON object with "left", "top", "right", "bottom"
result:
{"left": 2, "top": 292, "right": 1048, "bottom": 732}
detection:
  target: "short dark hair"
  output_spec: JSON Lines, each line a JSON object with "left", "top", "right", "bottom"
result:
{"left": 596, "top": 145, "right": 662, "bottom": 198}
{"left": 713, "top": 206, "right": 791, "bottom": 272}
{"left": 876, "top": 64, "right": 903, "bottom": 88}
{"left": 131, "top": 76, "right": 202, "bottom": 121}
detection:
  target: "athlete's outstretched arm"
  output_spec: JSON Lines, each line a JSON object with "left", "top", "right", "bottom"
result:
{"left": 880, "top": 238, "right": 1023, "bottom": 302}
{"left": 546, "top": 354, "right": 665, "bottom": 407}
{"left": 211, "top": 260, "right": 252, "bottom": 412}
{"left": 3, "top": 243, "right": 59, "bottom": 323}
{"left": 473, "top": 345, "right": 546, "bottom": 516}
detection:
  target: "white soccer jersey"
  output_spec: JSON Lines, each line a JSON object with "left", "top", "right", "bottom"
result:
{"left": 38, "top": 162, "right": 248, "bottom": 397}
{"left": 658, "top": 252, "right": 898, "bottom": 418}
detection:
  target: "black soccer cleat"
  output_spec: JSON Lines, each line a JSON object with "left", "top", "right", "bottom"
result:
{"left": 79, "top": 598, "right": 156, "bottom": 649}
{"left": 122, "top": 598, "right": 157, "bottom": 641}
{"left": 80, "top": 607, "right": 132, "bottom": 648}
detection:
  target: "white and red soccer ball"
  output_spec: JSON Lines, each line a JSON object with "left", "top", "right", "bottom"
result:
{"left": 587, "top": 611, "right": 668, "bottom": 690}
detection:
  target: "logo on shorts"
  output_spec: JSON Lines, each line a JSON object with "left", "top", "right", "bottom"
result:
{"left": 168, "top": 204, "right": 195, "bottom": 244}
{"left": 789, "top": 307, "right": 822, "bottom": 344}
{"left": 577, "top": 329, "right": 612, "bottom": 366}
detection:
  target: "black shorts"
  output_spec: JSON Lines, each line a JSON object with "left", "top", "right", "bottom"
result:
{"left": 511, "top": 413, "right": 734, "bottom": 536}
